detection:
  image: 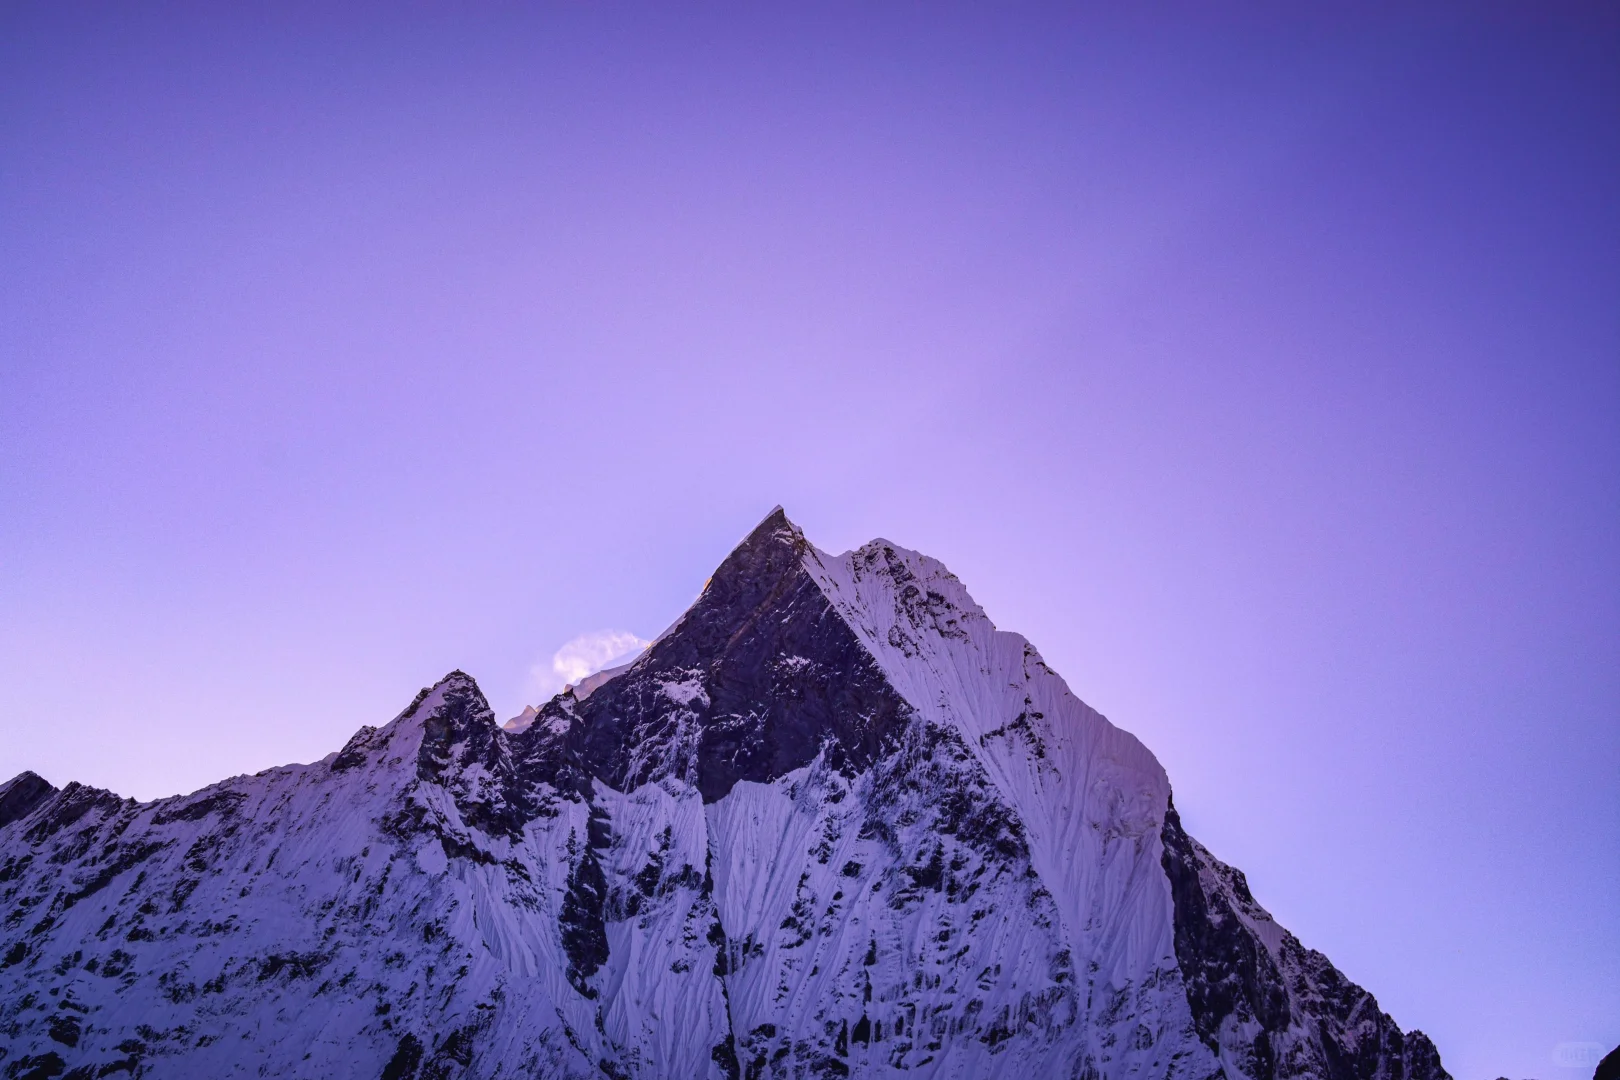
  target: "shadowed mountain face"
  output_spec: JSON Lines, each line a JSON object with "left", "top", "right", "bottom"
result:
{"left": 523, "top": 509, "right": 914, "bottom": 802}
{"left": 0, "top": 510, "right": 1448, "bottom": 1080}
{"left": 0, "top": 773, "right": 55, "bottom": 830}
{"left": 1161, "top": 804, "right": 1448, "bottom": 1080}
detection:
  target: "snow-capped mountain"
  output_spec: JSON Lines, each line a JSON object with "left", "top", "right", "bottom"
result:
{"left": 0, "top": 509, "right": 1448, "bottom": 1080}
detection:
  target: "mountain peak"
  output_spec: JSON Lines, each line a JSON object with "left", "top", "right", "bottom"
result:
{"left": 503, "top": 704, "right": 540, "bottom": 733}
{"left": 0, "top": 770, "right": 55, "bottom": 828}
{"left": 0, "top": 512, "right": 1450, "bottom": 1080}
{"left": 530, "top": 507, "right": 910, "bottom": 801}
{"left": 721, "top": 504, "right": 804, "bottom": 570}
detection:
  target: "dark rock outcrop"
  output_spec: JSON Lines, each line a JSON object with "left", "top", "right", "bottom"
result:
{"left": 1162, "top": 798, "right": 1449, "bottom": 1080}
{"left": 517, "top": 509, "right": 913, "bottom": 802}
{"left": 0, "top": 773, "right": 55, "bottom": 830}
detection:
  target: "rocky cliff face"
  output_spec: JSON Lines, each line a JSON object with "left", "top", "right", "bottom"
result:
{"left": 0, "top": 510, "right": 1448, "bottom": 1080}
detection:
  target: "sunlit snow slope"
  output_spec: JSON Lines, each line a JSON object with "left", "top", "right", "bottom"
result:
{"left": 0, "top": 509, "right": 1448, "bottom": 1080}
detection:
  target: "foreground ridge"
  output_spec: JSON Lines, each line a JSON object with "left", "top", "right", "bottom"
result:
{"left": 0, "top": 509, "right": 1447, "bottom": 1080}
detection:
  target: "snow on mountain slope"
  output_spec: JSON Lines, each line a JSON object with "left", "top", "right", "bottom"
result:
{"left": 0, "top": 677, "right": 607, "bottom": 1078}
{"left": 804, "top": 531, "right": 1206, "bottom": 1076}
{"left": 0, "top": 509, "right": 1448, "bottom": 1080}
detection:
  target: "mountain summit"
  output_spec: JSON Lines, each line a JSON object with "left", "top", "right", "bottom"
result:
{"left": 0, "top": 510, "right": 1447, "bottom": 1080}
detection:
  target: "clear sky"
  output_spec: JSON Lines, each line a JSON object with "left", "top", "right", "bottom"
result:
{"left": 2, "top": 6, "right": 1615, "bottom": 1078}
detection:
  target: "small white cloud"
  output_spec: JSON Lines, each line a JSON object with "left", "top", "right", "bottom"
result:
{"left": 527, "top": 629, "right": 649, "bottom": 702}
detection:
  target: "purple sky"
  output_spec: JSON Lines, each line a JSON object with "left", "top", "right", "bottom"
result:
{"left": 2, "top": 6, "right": 1616, "bottom": 1078}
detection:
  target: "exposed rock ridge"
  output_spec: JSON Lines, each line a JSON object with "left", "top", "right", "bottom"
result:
{"left": 0, "top": 773, "right": 56, "bottom": 830}
{"left": 1161, "top": 800, "right": 1448, "bottom": 1080}
{"left": 518, "top": 507, "right": 915, "bottom": 802}
{"left": 0, "top": 676, "right": 600, "bottom": 1079}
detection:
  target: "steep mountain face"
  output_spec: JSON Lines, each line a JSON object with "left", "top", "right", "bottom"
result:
{"left": 0, "top": 510, "right": 1448, "bottom": 1080}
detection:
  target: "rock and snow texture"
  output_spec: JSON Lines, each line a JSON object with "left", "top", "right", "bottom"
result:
{"left": 0, "top": 509, "right": 1448, "bottom": 1080}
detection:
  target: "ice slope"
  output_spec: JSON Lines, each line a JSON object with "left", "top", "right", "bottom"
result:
{"left": 802, "top": 533, "right": 1209, "bottom": 1077}
{"left": 0, "top": 508, "right": 1448, "bottom": 1080}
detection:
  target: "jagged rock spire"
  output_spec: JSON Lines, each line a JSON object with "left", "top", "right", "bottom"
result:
{"left": 0, "top": 771, "right": 55, "bottom": 829}
{"left": 526, "top": 504, "right": 912, "bottom": 801}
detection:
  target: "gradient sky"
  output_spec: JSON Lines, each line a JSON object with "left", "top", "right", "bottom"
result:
{"left": 2, "top": 6, "right": 1616, "bottom": 1078}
